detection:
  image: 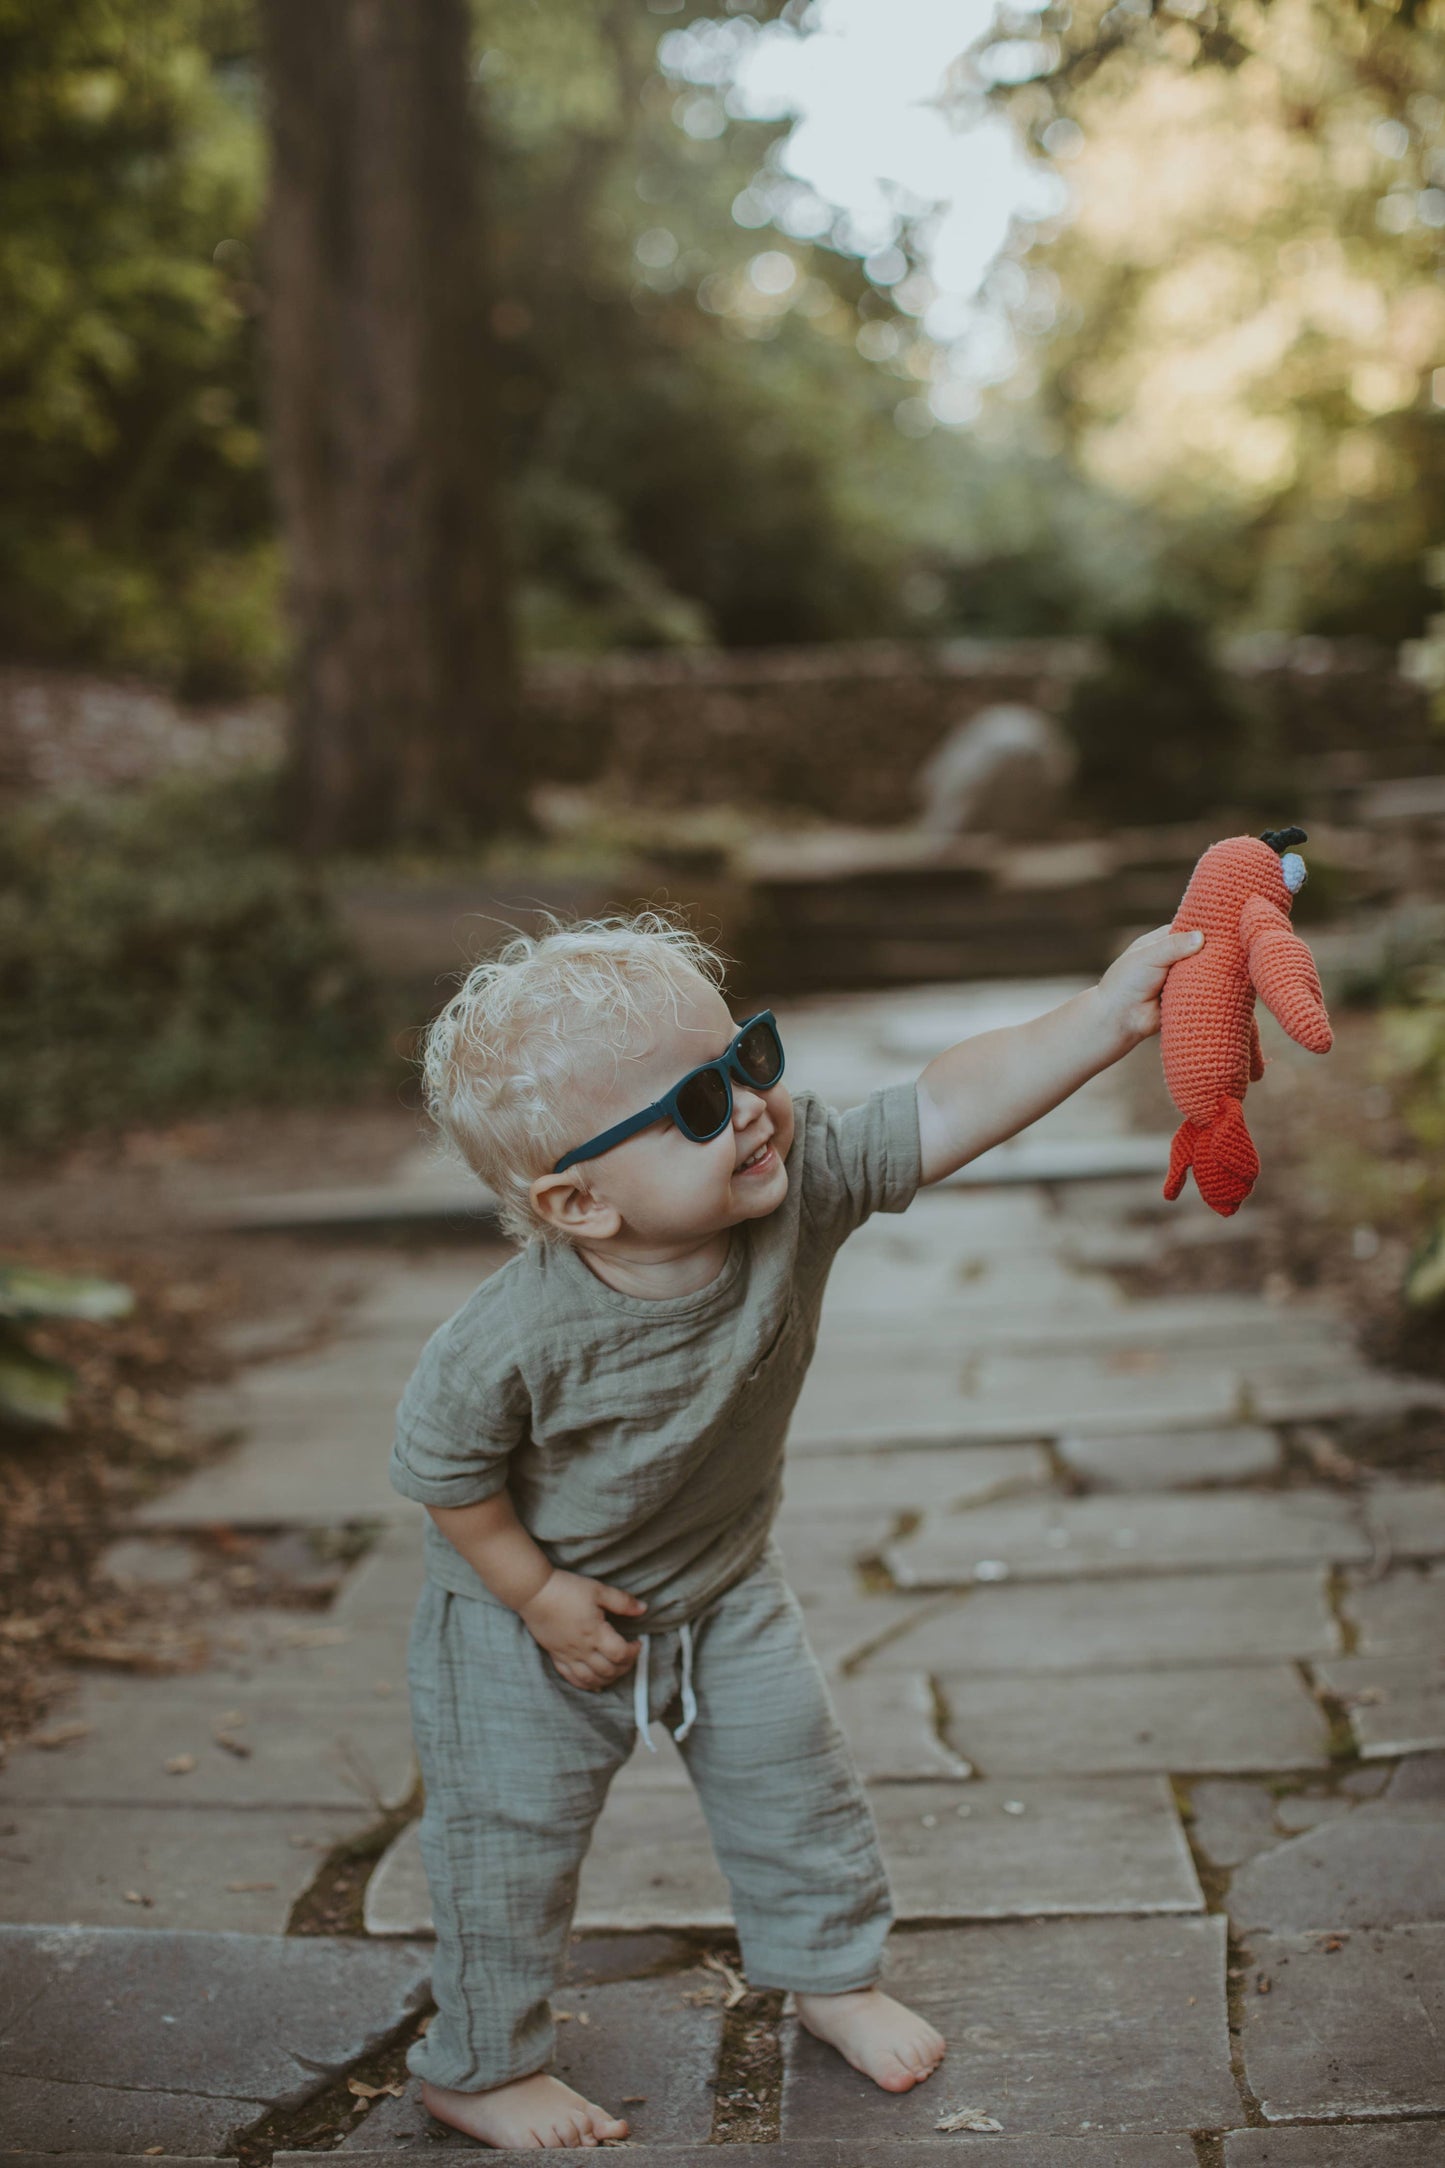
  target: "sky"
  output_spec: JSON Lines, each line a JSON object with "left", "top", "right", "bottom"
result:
{"left": 659, "top": 0, "right": 1067, "bottom": 403}
{"left": 735, "top": 0, "right": 1060, "bottom": 295}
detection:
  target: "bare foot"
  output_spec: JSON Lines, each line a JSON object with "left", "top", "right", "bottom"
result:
{"left": 795, "top": 1986, "right": 945, "bottom": 2094}
{"left": 421, "top": 2072, "right": 630, "bottom": 2148}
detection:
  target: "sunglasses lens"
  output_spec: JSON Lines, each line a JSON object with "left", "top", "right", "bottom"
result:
{"left": 737, "top": 1018, "right": 783, "bottom": 1087}
{"left": 676, "top": 1066, "right": 730, "bottom": 1139}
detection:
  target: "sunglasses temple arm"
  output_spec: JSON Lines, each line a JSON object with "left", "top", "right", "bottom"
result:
{"left": 552, "top": 1099, "right": 670, "bottom": 1176}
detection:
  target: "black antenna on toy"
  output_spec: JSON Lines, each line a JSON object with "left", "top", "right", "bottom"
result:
{"left": 1260, "top": 827, "right": 1307, "bottom": 854}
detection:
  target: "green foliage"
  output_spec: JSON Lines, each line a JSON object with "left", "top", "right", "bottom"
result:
{"left": 0, "top": 0, "right": 275, "bottom": 694}
{"left": 0, "top": 1260, "right": 133, "bottom": 1430}
{"left": 975, "top": 0, "right": 1445, "bottom": 639}
{"left": 477, "top": 0, "right": 953, "bottom": 649}
{"left": 1062, "top": 606, "right": 1260, "bottom": 822}
{"left": 0, "top": 0, "right": 1184, "bottom": 678}
{"left": 0, "top": 773, "right": 387, "bottom": 1151}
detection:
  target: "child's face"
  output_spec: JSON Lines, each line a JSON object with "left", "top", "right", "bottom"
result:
{"left": 540, "top": 972, "right": 794, "bottom": 1247}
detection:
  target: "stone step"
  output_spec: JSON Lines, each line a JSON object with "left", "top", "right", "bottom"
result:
{"left": 884, "top": 1489, "right": 1372, "bottom": 1588}
{"left": 308, "top": 2139, "right": 1205, "bottom": 2164}
{"left": 0, "top": 1927, "right": 430, "bottom": 2157}
{"left": 860, "top": 1568, "right": 1340, "bottom": 1675}
{"left": 779, "top": 1916, "right": 1237, "bottom": 2138}
{"left": 0, "top": 1802, "right": 373, "bottom": 1934}
{"left": 1225, "top": 2130, "right": 1445, "bottom": 2167}
{"left": 200, "top": 1127, "right": 1182, "bottom": 1235}
{"left": 1240, "top": 1922, "right": 1445, "bottom": 2123}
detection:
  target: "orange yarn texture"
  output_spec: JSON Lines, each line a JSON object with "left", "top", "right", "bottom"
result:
{"left": 1160, "top": 835, "right": 1333, "bottom": 1216}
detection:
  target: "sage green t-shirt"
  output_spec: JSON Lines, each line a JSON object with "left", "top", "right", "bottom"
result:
{"left": 388, "top": 1081, "right": 923, "bottom": 1629}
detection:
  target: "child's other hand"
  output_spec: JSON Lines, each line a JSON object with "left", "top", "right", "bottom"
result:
{"left": 1097, "top": 924, "right": 1205, "bottom": 1047}
{"left": 519, "top": 1568, "right": 647, "bottom": 1690}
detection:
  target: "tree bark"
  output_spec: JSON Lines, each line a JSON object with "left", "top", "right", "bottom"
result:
{"left": 257, "top": 0, "right": 521, "bottom": 851}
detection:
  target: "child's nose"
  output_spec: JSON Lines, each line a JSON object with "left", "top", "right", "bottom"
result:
{"left": 732, "top": 1084, "right": 767, "bottom": 1126}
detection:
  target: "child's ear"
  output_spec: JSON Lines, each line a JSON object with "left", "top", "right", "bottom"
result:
{"left": 529, "top": 1170, "right": 621, "bottom": 1240}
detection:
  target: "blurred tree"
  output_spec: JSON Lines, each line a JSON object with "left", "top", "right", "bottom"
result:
{"left": 257, "top": 0, "right": 522, "bottom": 850}
{"left": 0, "top": 0, "right": 276, "bottom": 695}
{"left": 967, "top": 0, "right": 1445, "bottom": 638}
{"left": 0, "top": 0, "right": 1156, "bottom": 715}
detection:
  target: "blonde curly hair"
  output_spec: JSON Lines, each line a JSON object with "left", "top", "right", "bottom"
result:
{"left": 421, "top": 909, "right": 730, "bottom": 1247}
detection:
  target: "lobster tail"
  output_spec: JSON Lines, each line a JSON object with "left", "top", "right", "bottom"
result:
{"left": 1162, "top": 1096, "right": 1260, "bottom": 1218}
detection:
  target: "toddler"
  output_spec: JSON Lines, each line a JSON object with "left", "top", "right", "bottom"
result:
{"left": 391, "top": 908, "right": 1201, "bottom": 2148}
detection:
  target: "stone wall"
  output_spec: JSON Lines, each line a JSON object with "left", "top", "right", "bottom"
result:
{"left": 521, "top": 639, "right": 1092, "bottom": 827}
{"left": 521, "top": 635, "right": 1436, "bottom": 827}
{"left": 2, "top": 638, "right": 1432, "bottom": 825}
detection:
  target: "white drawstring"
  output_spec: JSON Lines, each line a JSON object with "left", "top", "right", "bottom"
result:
{"left": 632, "top": 1621, "right": 698, "bottom": 1751}
{"left": 633, "top": 1632, "right": 655, "bottom": 1752}
{"left": 675, "top": 1620, "right": 698, "bottom": 1742}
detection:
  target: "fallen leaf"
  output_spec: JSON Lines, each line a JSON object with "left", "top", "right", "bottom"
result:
{"left": 577, "top": 2012, "right": 591, "bottom": 2025}
{"left": 123, "top": 1890, "right": 153, "bottom": 1906}
{"left": 936, "top": 2106, "right": 1003, "bottom": 2133}
{"left": 1321, "top": 1934, "right": 1347, "bottom": 1952}
{"left": 416, "top": 2012, "right": 434, "bottom": 2034}
{"left": 555, "top": 2010, "right": 575, "bottom": 2022}
{"left": 60, "top": 1636, "right": 202, "bottom": 1674}
{"left": 212, "top": 1730, "right": 252, "bottom": 1759}
{"left": 346, "top": 2076, "right": 405, "bottom": 2099}
{"left": 621, "top": 2095, "right": 647, "bottom": 2104}
{"left": 164, "top": 1753, "right": 197, "bottom": 1775}
{"left": 225, "top": 1880, "right": 277, "bottom": 1893}
{"left": 701, "top": 1949, "right": 749, "bottom": 2008}
{"left": 1256, "top": 1974, "right": 1272, "bottom": 1995}
{"left": 145, "top": 2148, "right": 166, "bottom": 2157}
{"left": 33, "top": 1721, "right": 91, "bottom": 1750}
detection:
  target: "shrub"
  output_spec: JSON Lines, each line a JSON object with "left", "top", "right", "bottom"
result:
{"left": 0, "top": 773, "right": 387, "bottom": 1151}
{"left": 1063, "top": 606, "right": 1264, "bottom": 823}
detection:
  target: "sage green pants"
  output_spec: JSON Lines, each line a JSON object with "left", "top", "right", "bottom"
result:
{"left": 403, "top": 1540, "right": 892, "bottom": 2092}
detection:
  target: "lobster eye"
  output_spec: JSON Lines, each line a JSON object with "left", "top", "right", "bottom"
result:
{"left": 1281, "top": 852, "right": 1307, "bottom": 894}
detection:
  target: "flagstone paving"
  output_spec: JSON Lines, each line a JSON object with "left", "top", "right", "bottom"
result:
{"left": 780, "top": 1917, "right": 1238, "bottom": 2137}
{"left": 1344, "top": 1563, "right": 1445, "bottom": 1652}
{"left": 1225, "top": 2131, "right": 1445, "bottom": 2167}
{"left": 1057, "top": 1423, "right": 1284, "bottom": 1489}
{"left": 937, "top": 1662, "right": 1333, "bottom": 1776}
{"left": 0, "top": 1926, "right": 430, "bottom": 2153}
{"left": 885, "top": 1489, "right": 1373, "bottom": 1588}
{"left": 1314, "top": 1655, "right": 1445, "bottom": 1757}
{"left": 1239, "top": 1923, "right": 1445, "bottom": 2121}
{"left": 861, "top": 1567, "right": 1343, "bottom": 1672}
{"left": 5, "top": 977, "right": 1444, "bottom": 2156}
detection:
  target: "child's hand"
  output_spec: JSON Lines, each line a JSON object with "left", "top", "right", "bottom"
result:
{"left": 1096, "top": 924, "right": 1205, "bottom": 1047}
{"left": 519, "top": 1568, "right": 648, "bottom": 1691}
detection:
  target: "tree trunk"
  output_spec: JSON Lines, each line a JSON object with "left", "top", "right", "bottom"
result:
{"left": 257, "top": 0, "right": 522, "bottom": 851}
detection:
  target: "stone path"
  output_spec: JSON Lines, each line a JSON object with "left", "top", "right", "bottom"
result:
{"left": 3, "top": 981, "right": 1444, "bottom": 2159}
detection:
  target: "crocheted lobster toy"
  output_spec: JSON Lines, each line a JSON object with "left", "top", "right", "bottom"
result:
{"left": 1160, "top": 827, "right": 1333, "bottom": 1217}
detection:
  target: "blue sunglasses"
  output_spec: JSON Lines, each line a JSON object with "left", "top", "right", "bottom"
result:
{"left": 552, "top": 1011, "right": 785, "bottom": 1174}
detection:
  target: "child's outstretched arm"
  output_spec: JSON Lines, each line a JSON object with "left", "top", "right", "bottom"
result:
{"left": 915, "top": 924, "right": 1205, "bottom": 1186}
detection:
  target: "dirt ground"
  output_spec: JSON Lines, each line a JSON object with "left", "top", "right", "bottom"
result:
{"left": 0, "top": 1095, "right": 429, "bottom": 1755}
